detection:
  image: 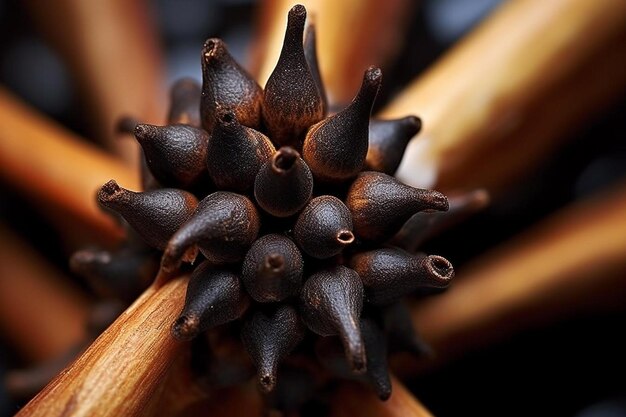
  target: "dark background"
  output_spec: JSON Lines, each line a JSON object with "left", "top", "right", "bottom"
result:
{"left": 0, "top": 0, "right": 625, "bottom": 416}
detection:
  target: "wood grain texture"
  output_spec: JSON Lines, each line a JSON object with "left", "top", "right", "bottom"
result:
{"left": 0, "top": 88, "right": 140, "bottom": 242}
{"left": 383, "top": 0, "right": 626, "bottom": 191}
{"left": 330, "top": 374, "right": 433, "bottom": 417}
{"left": 16, "top": 276, "right": 189, "bottom": 417}
{"left": 406, "top": 182, "right": 626, "bottom": 373}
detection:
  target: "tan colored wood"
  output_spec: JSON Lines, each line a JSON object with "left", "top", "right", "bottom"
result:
{"left": 406, "top": 182, "right": 626, "bottom": 373}
{"left": 382, "top": 0, "right": 626, "bottom": 191}
{"left": 0, "top": 226, "right": 89, "bottom": 362}
{"left": 16, "top": 276, "right": 189, "bottom": 417}
{"left": 251, "top": 0, "right": 414, "bottom": 104}
{"left": 0, "top": 88, "right": 140, "bottom": 242}
{"left": 24, "top": 0, "right": 167, "bottom": 163}
{"left": 330, "top": 375, "right": 433, "bottom": 417}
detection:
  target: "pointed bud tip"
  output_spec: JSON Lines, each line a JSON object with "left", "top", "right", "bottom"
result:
{"left": 133, "top": 123, "right": 155, "bottom": 142}
{"left": 259, "top": 373, "right": 277, "bottom": 393}
{"left": 98, "top": 180, "right": 123, "bottom": 203}
{"left": 202, "top": 38, "right": 225, "bottom": 61}
{"left": 289, "top": 4, "right": 307, "bottom": 19}
{"left": 171, "top": 315, "right": 200, "bottom": 341}
{"left": 426, "top": 255, "right": 454, "bottom": 287}
{"left": 272, "top": 147, "right": 299, "bottom": 172}
{"left": 365, "top": 66, "right": 383, "bottom": 86}
{"left": 265, "top": 253, "right": 285, "bottom": 272}
{"left": 215, "top": 108, "right": 237, "bottom": 126}
{"left": 337, "top": 230, "right": 355, "bottom": 246}
{"left": 405, "top": 115, "right": 422, "bottom": 135}
{"left": 428, "top": 190, "right": 449, "bottom": 212}
{"left": 378, "top": 387, "right": 392, "bottom": 401}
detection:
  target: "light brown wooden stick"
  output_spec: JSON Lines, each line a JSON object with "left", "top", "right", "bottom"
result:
{"left": 0, "top": 88, "right": 140, "bottom": 242}
{"left": 16, "top": 276, "right": 189, "bottom": 417}
{"left": 0, "top": 226, "right": 89, "bottom": 362}
{"left": 251, "top": 1, "right": 414, "bottom": 104}
{"left": 24, "top": 0, "right": 167, "bottom": 163}
{"left": 330, "top": 374, "right": 433, "bottom": 417}
{"left": 406, "top": 182, "right": 626, "bottom": 374}
{"left": 383, "top": 0, "right": 626, "bottom": 191}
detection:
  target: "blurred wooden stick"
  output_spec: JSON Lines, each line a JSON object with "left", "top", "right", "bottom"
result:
{"left": 383, "top": 0, "right": 626, "bottom": 192}
{"left": 16, "top": 276, "right": 189, "bottom": 417}
{"left": 404, "top": 182, "right": 626, "bottom": 374}
{"left": 0, "top": 88, "right": 140, "bottom": 242}
{"left": 330, "top": 375, "right": 433, "bottom": 417}
{"left": 24, "top": 0, "right": 167, "bottom": 163}
{"left": 251, "top": 0, "right": 414, "bottom": 104}
{"left": 0, "top": 226, "right": 89, "bottom": 362}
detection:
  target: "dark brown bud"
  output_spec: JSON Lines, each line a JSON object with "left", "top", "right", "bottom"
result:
{"left": 365, "top": 116, "right": 422, "bottom": 175}
{"left": 350, "top": 248, "right": 454, "bottom": 305}
{"left": 134, "top": 124, "right": 209, "bottom": 189}
{"left": 254, "top": 147, "right": 313, "bottom": 217}
{"left": 201, "top": 38, "right": 263, "bottom": 132}
{"left": 70, "top": 246, "right": 158, "bottom": 302}
{"left": 161, "top": 191, "right": 260, "bottom": 275}
{"left": 206, "top": 110, "right": 276, "bottom": 192}
{"left": 98, "top": 180, "right": 198, "bottom": 250}
{"left": 346, "top": 171, "right": 449, "bottom": 241}
{"left": 393, "top": 189, "right": 490, "bottom": 252}
{"left": 262, "top": 4, "right": 324, "bottom": 147}
{"left": 360, "top": 318, "right": 392, "bottom": 400}
{"left": 303, "top": 67, "right": 382, "bottom": 182}
{"left": 241, "top": 305, "right": 305, "bottom": 392}
{"left": 303, "top": 21, "right": 327, "bottom": 115}
{"left": 315, "top": 317, "right": 391, "bottom": 400}
{"left": 241, "top": 234, "right": 303, "bottom": 303}
{"left": 382, "top": 302, "right": 432, "bottom": 358}
{"left": 172, "top": 261, "right": 249, "bottom": 341}
{"left": 294, "top": 196, "right": 355, "bottom": 259}
{"left": 168, "top": 77, "right": 201, "bottom": 126}
{"left": 300, "top": 266, "right": 365, "bottom": 372}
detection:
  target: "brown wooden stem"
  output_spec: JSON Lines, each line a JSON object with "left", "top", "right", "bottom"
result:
{"left": 16, "top": 276, "right": 189, "bottom": 417}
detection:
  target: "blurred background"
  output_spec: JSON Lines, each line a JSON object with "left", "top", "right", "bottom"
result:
{"left": 0, "top": 0, "right": 625, "bottom": 416}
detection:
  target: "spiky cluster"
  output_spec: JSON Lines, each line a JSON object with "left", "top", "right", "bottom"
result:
{"left": 73, "top": 4, "right": 454, "bottom": 403}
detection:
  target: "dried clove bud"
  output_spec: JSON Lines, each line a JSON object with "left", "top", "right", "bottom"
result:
{"left": 350, "top": 248, "right": 454, "bottom": 305}
{"left": 168, "top": 77, "right": 201, "bottom": 126}
{"left": 315, "top": 317, "right": 391, "bottom": 399}
{"left": 172, "top": 261, "right": 249, "bottom": 341}
{"left": 302, "top": 67, "right": 382, "bottom": 182}
{"left": 262, "top": 4, "right": 324, "bottom": 147}
{"left": 161, "top": 191, "right": 260, "bottom": 274}
{"left": 346, "top": 171, "right": 449, "bottom": 241}
{"left": 365, "top": 116, "right": 422, "bottom": 175}
{"left": 241, "top": 305, "right": 305, "bottom": 392}
{"left": 303, "top": 21, "right": 327, "bottom": 115}
{"left": 201, "top": 38, "right": 263, "bottom": 132}
{"left": 206, "top": 109, "right": 275, "bottom": 192}
{"left": 241, "top": 234, "right": 303, "bottom": 303}
{"left": 392, "top": 188, "right": 490, "bottom": 252}
{"left": 300, "top": 266, "right": 365, "bottom": 372}
{"left": 70, "top": 245, "right": 158, "bottom": 302}
{"left": 98, "top": 180, "right": 198, "bottom": 250}
{"left": 134, "top": 124, "right": 209, "bottom": 189}
{"left": 382, "top": 302, "right": 432, "bottom": 358}
{"left": 294, "top": 196, "right": 355, "bottom": 259}
{"left": 254, "top": 147, "right": 313, "bottom": 217}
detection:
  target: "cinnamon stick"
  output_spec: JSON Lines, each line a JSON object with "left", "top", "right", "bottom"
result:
{"left": 382, "top": 0, "right": 626, "bottom": 192}
{"left": 0, "top": 88, "right": 140, "bottom": 242}
{"left": 16, "top": 276, "right": 189, "bottom": 417}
